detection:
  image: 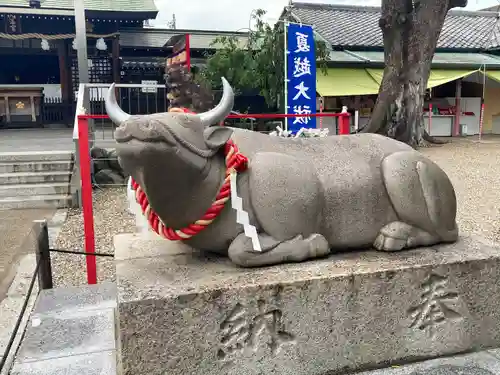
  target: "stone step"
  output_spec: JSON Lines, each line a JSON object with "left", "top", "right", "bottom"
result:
{"left": 0, "top": 194, "right": 72, "bottom": 210}
{"left": 11, "top": 283, "right": 118, "bottom": 375}
{"left": 0, "top": 171, "right": 71, "bottom": 185}
{"left": 0, "top": 151, "right": 73, "bottom": 163}
{"left": 0, "top": 160, "right": 72, "bottom": 174}
{"left": 0, "top": 182, "right": 70, "bottom": 197}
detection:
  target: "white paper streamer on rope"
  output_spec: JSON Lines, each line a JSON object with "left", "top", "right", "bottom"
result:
{"left": 41, "top": 38, "right": 49, "bottom": 51}
{"left": 294, "top": 128, "right": 305, "bottom": 138}
{"left": 96, "top": 38, "right": 107, "bottom": 51}
{"left": 127, "top": 177, "right": 154, "bottom": 236}
{"left": 270, "top": 126, "right": 329, "bottom": 138}
{"left": 230, "top": 170, "right": 262, "bottom": 252}
{"left": 126, "top": 177, "right": 135, "bottom": 214}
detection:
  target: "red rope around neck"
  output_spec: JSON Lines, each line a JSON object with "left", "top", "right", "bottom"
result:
{"left": 130, "top": 109, "right": 248, "bottom": 241}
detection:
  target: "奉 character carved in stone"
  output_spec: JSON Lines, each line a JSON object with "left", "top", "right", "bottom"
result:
{"left": 105, "top": 77, "right": 458, "bottom": 268}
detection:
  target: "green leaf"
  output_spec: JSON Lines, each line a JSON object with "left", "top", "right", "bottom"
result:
{"left": 195, "top": 9, "right": 330, "bottom": 109}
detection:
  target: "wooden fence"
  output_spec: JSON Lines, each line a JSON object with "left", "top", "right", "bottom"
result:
{"left": 41, "top": 97, "right": 76, "bottom": 127}
{"left": 40, "top": 90, "right": 169, "bottom": 128}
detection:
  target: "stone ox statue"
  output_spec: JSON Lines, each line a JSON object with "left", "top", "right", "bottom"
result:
{"left": 105, "top": 78, "right": 458, "bottom": 268}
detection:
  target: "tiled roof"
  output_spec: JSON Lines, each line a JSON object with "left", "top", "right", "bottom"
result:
{"left": 122, "top": 59, "right": 164, "bottom": 70}
{"left": 122, "top": 57, "right": 208, "bottom": 70}
{"left": 290, "top": 2, "right": 500, "bottom": 50}
{"left": 328, "top": 50, "right": 500, "bottom": 68}
{"left": 120, "top": 29, "right": 170, "bottom": 48}
{"left": 119, "top": 28, "right": 249, "bottom": 50}
{"left": 0, "top": 0, "right": 157, "bottom": 13}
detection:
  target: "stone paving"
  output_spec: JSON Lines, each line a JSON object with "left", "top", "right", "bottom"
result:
{"left": 0, "top": 208, "right": 55, "bottom": 302}
{"left": 0, "top": 127, "right": 117, "bottom": 153}
{"left": 0, "top": 209, "right": 67, "bottom": 375}
{"left": 9, "top": 282, "right": 118, "bottom": 375}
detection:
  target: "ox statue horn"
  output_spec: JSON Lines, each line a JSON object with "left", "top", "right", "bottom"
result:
{"left": 105, "top": 83, "right": 131, "bottom": 125}
{"left": 106, "top": 77, "right": 233, "bottom": 127}
{"left": 198, "top": 77, "right": 234, "bottom": 126}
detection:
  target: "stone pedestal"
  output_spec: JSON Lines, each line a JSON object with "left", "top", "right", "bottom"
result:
{"left": 114, "top": 233, "right": 500, "bottom": 375}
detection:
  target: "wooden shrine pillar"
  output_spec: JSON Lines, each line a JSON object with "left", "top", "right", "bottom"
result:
{"left": 112, "top": 36, "right": 120, "bottom": 84}
{"left": 57, "top": 39, "right": 72, "bottom": 125}
{"left": 57, "top": 40, "right": 70, "bottom": 101}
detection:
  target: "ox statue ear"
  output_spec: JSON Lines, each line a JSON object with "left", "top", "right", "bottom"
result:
{"left": 203, "top": 126, "right": 233, "bottom": 150}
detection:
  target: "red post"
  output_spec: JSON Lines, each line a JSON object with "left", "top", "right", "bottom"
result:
{"left": 338, "top": 114, "right": 350, "bottom": 135}
{"left": 454, "top": 79, "right": 462, "bottom": 137}
{"left": 185, "top": 34, "right": 191, "bottom": 72}
{"left": 319, "top": 97, "right": 324, "bottom": 129}
{"left": 77, "top": 116, "right": 97, "bottom": 285}
{"left": 479, "top": 101, "right": 485, "bottom": 141}
{"left": 428, "top": 103, "right": 432, "bottom": 135}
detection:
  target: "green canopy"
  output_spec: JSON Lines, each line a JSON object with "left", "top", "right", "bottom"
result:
{"left": 366, "top": 68, "right": 478, "bottom": 89}
{"left": 316, "top": 68, "right": 380, "bottom": 96}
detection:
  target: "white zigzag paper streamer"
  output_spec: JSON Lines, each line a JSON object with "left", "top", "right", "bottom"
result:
{"left": 127, "top": 177, "right": 154, "bottom": 236}
{"left": 128, "top": 174, "right": 262, "bottom": 250}
{"left": 230, "top": 171, "right": 262, "bottom": 252}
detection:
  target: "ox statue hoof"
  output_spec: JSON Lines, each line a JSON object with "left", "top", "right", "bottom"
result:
{"left": 373, "top": 221, "right": 440, "bottom": 252}
{"left": 305, "top": 233, "right": 330, "bottom": 259}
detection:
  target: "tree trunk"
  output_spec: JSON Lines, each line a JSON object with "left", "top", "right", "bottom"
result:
{"left": 362, "top": 0, "right": 467, "bottom": 147}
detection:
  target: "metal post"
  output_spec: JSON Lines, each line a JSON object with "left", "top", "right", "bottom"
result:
{"left": 34, "top": 220, "right": 53, "bottom": 290}
{"left": 74, "top": 0, "right": 94, "bottom": 148}
{"left": 283, "top": 21, "right": 289, "bottom": 132}
{"left": 74, "top": 0, "right": 89, "bottom": 84}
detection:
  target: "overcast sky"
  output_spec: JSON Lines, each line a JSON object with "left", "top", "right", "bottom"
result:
{"left": 150, "top": 0, "right": 500, "bottom": 31}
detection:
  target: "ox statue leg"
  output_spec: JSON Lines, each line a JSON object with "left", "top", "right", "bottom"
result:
{"left": 228, "top": 233, "right": 330, "bottom": 268}
{"left": 228, "top": 151, "right": 330, "bottom": 267}
{"left": 376, "top": 151, "right": 459, "bottom": 252}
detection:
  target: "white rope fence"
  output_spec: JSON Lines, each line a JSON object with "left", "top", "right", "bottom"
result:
{"left": 0, "top": 31, "right": 119, "bottom": 40}
{"left": 270, "top": 126, "right": 330, "bottom": 138}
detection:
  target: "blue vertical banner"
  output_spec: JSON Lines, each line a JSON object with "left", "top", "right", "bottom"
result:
{"left": 286, "top": 23, "right": 317, "bottom": 132}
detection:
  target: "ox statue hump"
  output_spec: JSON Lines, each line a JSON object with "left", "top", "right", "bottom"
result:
{"left": 105, "top": 78, "right": 458, "bottom": 268}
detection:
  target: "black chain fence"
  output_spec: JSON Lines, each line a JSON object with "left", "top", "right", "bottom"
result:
{"left": 0, "top": 220, "right": 113, "bottom": 374}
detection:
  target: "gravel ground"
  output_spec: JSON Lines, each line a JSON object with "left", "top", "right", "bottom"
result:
{"left": 52, "top": 187, "right": 134, "bottom": 287}
{"left": 422, "top": 136, "right": 500, "bottom": 243}
{"left": 52, "top": 135, "right": 500, "bottom": 287}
